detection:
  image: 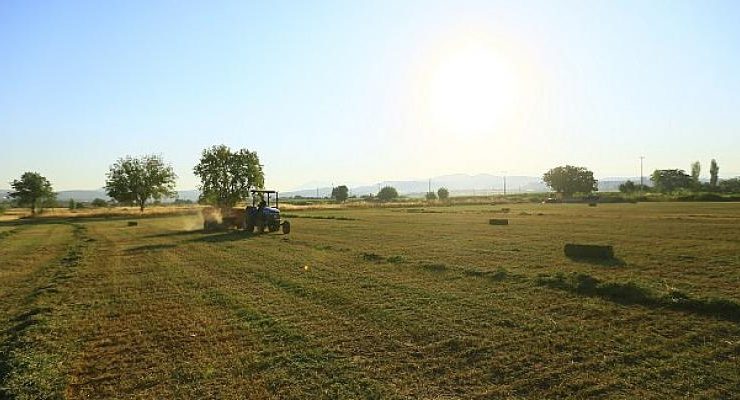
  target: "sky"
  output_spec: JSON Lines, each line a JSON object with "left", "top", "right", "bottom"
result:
{"left": 1, "top": 0, "right": 739, "bottom": 191}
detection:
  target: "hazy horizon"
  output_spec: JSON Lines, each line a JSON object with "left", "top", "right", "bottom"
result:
{"left": 3, "top": 0, "right": 740, "bottom": 191}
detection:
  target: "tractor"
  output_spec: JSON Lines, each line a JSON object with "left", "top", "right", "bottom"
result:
{"left": 246, "top": 190, "right": 290, "bottom": 234}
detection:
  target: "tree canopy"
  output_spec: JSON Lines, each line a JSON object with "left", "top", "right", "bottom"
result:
{"left": 709, "top": 159, "right": 719, "bottom": 188}
{"left": 690, "top": 161, "right": 701, "bottom": 186}
{"left": 105, "top": 155, "right": 177, "bottom": 212}
{"left": 650, "top": 169, "right": 692, "bottom": 193}
{"left": 377, "top": 186, "right": 399, "bottom": 202}
{"left": 618, "top": 180, "right": 636, "bottom": 193}
{"left": 193, "top": 145, "right": 264, "bottom": 208}
{"left": 718, "top": 177, "right": 740, "bottom": 193}
{"left": 9, "top": 172, "right": 56, "bottom": 215}
{"left": 542, "top": 165, "right": 598, "bottom": 197}
{"left": 331, "top": 185, "right": 349, "bottom": 202}
{"left": 437, "top": 187, "right": 449, "bottom": 200}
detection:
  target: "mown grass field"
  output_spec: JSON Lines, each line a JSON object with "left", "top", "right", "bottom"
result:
{"left": 1, "top": 202, "right": 738, "bottom": 399}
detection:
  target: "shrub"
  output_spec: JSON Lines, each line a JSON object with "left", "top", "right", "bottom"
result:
{"left": 91, "top": 198, "right": 108, "bottom": 207}
{"left": 377, "top": 186, "right": 399, "bottom": 202}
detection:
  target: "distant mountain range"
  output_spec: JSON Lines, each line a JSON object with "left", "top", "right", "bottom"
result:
{"left": 0, "top": 174, "right": 653, "bottom": 203}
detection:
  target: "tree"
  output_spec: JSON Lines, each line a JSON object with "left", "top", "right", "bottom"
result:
{"left": 542, "top": 165, "right": 598, "bottom": 197}
{"left": 437, "top": 187, "right": 449, "bottom": 200}
{"left": 193, "top": 145, "right": 264, "bottom": 208}
{"left": 377, "top": 186, "right": 399, "bottom": 201}
{"left": 331, "top": 185, "right": 349, "bottom": 202}
{"left": 105, "top": 154, "right": 177, "bottom": 212}
{"left": 709, "top": 159, "right": 719, "bottom": 188}
{"left": 650, "top": 169, "right": 692, "bottom": 193}
{"left": 718, "top": 177, "right": 740, "bottom": 193}
{"left": 68, "top": 199, "right": 77, "bottom": 210}
{"left": 425, "top": 191, "right": 437, "bottom": 201}
{"left": 9, "top": 172, "right": 56, "bottom": 215}
{"left": 690, "top": 161, "right": 701, "bottom": 187}
{"left": 91, "top": 198, "right": 108, "bottom": 207}
{"left": 618, "top": 180, "right": 636, "bottom": 193}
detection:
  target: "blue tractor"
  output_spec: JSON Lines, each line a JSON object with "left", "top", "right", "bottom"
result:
{"left": 246, "top": 190, "right": 290, "bottom": 234}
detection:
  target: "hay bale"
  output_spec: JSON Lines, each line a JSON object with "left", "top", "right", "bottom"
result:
{"left": 501, "top": 208, "right": 511, "bottom": 213}
{"left": 564, "top": 244, "right": 614, "bottom": 259}
{"left": 127, "top": 221, "right": 138, "bottom": 227}
{"left": 588, "top": 203, "right": 598, "bottom": 207}
{"left": 489, "top": 219, "right": 509, "bottom": 225}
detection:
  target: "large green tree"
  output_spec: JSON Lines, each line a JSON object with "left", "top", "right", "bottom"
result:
{"left": 650, "top": 169, "right": 692, "bottom": 193}
{"left": 542, "top": 165, "right": 598, "bottom": 197}
{"left": 9, "top": 172, "right": 56, "bottom": 215}
{"left": 331, "top": 185, "right": 349, "bottom": 202}
{"left": 377, "top": 186, "right": 399, "bottom": 202}
{"left": 193, "top": 145, "right": 264, "bottom": 208}
{"left": 437, "top": 187, "right": 449, "bottom": 200}
{"left": 105, "top": 154, "right": 177, "bottom": 212}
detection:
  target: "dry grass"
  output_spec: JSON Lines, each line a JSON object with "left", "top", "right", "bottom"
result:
{"left": 1, "top": 206, "right": 202, "bottom": 221}
{"left": 1, "top": 202, "right": 738, "bottom": 398}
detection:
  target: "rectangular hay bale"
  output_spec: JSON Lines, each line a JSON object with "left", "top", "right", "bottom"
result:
{"left": 489, "top": 219, "right": 509, "bottom": 225}
{"left": 564, "top": 243, "right": 614, "bottom": 259}
{"left": 127, "top": 221, "right": 138, "bottom": 227}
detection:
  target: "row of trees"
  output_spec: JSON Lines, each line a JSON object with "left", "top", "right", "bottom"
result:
{"left": 7, "top": 145, "right": 265, "bottom": 214}
{"left": 328, "top": 185, "right": 450, "bottom": 202}
{"left": 106, "top": 145, "right": 265, "bottom": 211}
{"left": 7, "top": 154, "right": 737, "bottom": 214}
{"left": 540, "top": 160, "right": 736, "bottom": 197}
{"left": 619, "top": 159, "right": 737, "bottom": 194}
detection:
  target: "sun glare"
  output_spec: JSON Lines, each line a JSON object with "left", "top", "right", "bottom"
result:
{"left": 421, "top": 42, "right": 521, "bottom": 135}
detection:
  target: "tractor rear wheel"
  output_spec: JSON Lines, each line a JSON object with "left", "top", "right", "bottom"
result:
{"left": 282, "top": 220, "right": 291, "bottom": 234}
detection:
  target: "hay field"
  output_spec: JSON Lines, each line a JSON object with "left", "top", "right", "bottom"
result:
{"left": 0, "top": 202, "right": 738, "bottom": 398}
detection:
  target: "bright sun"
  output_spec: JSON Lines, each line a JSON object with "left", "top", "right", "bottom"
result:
{"left": 423, "top": 43, "right": 519, "bottom": 135}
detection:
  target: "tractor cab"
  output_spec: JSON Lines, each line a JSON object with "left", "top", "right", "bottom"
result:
{"left": 246, "top": 190, "right": 290, "bottom": 234}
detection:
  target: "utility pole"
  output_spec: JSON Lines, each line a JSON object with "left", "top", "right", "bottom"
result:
{"left": 639, "top": 156, "right": 645, "bottom": 197}
{"left": 428, "top": 178, "right": 431, "bottom": 194}
{"left": 500, "top": 171, "right": 508, "bottom": 196}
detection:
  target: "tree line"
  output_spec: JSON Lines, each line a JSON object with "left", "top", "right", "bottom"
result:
{"left": 539, "top": 159, "right": 738, "bottom": 198}
{"left": 5, "top": 152, "right": 738, "bottom": 215}
{"left": 6, "top": 145, "right": 264, "bottom": 214}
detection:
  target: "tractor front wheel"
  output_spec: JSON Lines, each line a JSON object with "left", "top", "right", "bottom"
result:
{"left": 282, "top": 220, "right": 291, "bottom": 234}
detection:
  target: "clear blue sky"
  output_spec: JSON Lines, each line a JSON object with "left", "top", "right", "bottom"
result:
{"left": 2, "top": 0, "right": 739, "bottom": 190}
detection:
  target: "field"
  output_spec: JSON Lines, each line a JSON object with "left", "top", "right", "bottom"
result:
{"left": 1, "top": 202, "right": 738, "bottom": 399}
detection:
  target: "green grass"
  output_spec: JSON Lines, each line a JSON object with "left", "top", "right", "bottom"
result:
{"left": 1, "top": 202, "right": 738, "bottom": 398}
